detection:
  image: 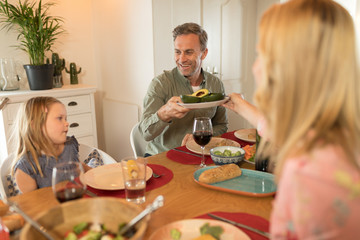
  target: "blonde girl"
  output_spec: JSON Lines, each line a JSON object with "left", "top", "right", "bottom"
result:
{"left": 255, "top": 0, "right": 360, "bottom": 238}
{"left": 224, "top": 0, "right": 360, "bottom": 238}
{"left": 12, "top": 97, "right": 89, "bottom": 193}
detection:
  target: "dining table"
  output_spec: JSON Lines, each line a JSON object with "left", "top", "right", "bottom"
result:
{"left": 9, "top": 131, "right": 274, "bottom": 239}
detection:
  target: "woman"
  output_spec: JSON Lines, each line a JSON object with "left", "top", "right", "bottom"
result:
{"left": 224, "top": 0, "right": 360, "bottom": 238}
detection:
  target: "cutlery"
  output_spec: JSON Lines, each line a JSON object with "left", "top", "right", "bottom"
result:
{"left": 5, "top": 198, "right": 59, "bottom": 240}
{"left": 118, "top": 195, "right": 164, "bottom": 238}
{"left": 152, "top": 172, "right": 163, "bottom": 178}
{"left": 85, "top": 189, "right": 97, "bottom": 197}
{"left": 173, "top": 148, "right": 203, "bottom": 157}
{"left": 208, "top": 213, "right": 270, "bottom": 238}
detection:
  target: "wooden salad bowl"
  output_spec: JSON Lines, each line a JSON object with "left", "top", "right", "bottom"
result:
{"left": 20, "top": 197, "right": 148, "bottom": 240}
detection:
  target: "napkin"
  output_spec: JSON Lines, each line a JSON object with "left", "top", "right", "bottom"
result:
{"left": 166, "top": 146, "right": 214, "bottom": 165}
{"left": 195, "top": 211, "right": 270, "bottom": 240}
{"left": 85, "top": 164, "right": 173, "bottom": 198}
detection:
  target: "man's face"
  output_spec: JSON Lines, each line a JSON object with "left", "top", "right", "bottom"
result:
{"left": 174, "top": 34, "right": 208, "bottom": 80}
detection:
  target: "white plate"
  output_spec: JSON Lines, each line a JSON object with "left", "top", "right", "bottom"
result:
{"left": 186, "top": 137, "right": 240, "bottom": 155}
{"left": 178, "top": 96, "right": 229, "bottom": 109}
{"left": 148, "top": 219, "right": 250, "bottom": 240}
{"left": 234, "top": 128, "right": 256, "bottom": 143}
{"left": 80, "top": 163, "right": 153, "bottom": 190}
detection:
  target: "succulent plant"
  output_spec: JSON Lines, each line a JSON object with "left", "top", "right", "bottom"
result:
{"left": 65, "top": 62, "right": 81, "bottom": 84}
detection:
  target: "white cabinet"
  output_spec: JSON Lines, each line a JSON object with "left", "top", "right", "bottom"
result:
{"left": 0, "top": 84, "right": 98, "bottom": 163}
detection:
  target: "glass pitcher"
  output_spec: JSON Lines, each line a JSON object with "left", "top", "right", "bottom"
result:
{"left": 0, "top": 58, "right": 20, "bottom": 91}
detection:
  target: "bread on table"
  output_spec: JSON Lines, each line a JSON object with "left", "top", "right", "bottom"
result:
{"left": 2, "top": 214, "right": 25, "bottom": 231}
{"left": 199, "top": 164, "right": 242, "bottom": 184}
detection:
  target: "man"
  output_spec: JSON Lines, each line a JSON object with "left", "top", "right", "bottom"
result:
{"left": 139, "top": 22, "right": 228, "bottom": 156}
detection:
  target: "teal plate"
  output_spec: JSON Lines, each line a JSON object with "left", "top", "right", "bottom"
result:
{"left": 194, "top": 166, "right": 276, "bottom": 197}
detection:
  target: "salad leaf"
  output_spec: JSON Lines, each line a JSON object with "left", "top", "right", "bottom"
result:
{"left": 170, "top": 228, "right": 182, "bottom": 240}
{"left": 200, "top": 223, "right": 224, "bottom": 240}
{"left": 73, "top": 222, "right": 89, "bottom": 235}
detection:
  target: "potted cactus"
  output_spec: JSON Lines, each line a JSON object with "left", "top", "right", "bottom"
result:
{"left": 0, "top": 0, "right": 64, "bottom": 90}
{"left": 47, "top": 53, "right": 65, "bottom": 88}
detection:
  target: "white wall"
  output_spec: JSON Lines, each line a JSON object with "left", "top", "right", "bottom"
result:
{"left": 0, "top": 0, "right": 154, "bottom": 160}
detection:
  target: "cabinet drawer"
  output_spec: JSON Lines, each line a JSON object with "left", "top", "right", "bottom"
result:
{"left": 67, "top": 113, "right": 94, "bottom": 137}
{"left": 60, "top": 95, "right": 91, "bottom": 115}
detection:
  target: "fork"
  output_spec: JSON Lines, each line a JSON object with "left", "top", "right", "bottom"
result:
{"left": 152, "top": 172, "right": 163, "bottom": 178}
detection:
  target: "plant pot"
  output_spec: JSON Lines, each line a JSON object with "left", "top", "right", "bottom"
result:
{"left": 24, "top": 64, "right": 54, "bottom": 90}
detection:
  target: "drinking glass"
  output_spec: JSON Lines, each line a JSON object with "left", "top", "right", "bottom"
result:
{"left": 0, "top": 58, "right": 20, "bottom": 91}
{"left": 193, "top": 117, "right": 213, "bottom": 168}
{"left": 121, "top": 157, "right": 147, "bottom": 204}
{"left": 52, "top": 161, "right": 86, "bottom": 203}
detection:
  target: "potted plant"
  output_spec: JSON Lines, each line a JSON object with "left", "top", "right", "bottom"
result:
{"left": 0, "top": 0, "right": 64, "bottom": 90}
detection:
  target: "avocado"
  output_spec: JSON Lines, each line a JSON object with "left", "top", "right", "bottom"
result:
{"left": 192, "top": 89, "right": 210, "bottom": 98}
{"left": 180, "top": 94, "right": 201, "bottom": 103}
{"left": 200, "top": 93, "right": 225, "bottom": 102}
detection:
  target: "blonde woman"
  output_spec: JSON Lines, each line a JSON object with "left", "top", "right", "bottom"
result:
{"left": 225, "top": 0, "right": 360, "bottom": 238}
{"left": 11, "top": 97, "right": 90, "bottom": 193}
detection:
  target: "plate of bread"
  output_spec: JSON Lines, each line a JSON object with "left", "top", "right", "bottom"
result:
{"left": 234, "top": 128, "right": 256, "bottom": 143}
{"left": 186, "top": 137, "right": 240, "bottom": 155}
{"left": 194, "top": 164, "right": 276, "bottom": 197}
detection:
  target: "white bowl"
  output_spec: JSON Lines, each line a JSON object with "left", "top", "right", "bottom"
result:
{"left": 210, "top": 146, "right": 245, "bottom": 165}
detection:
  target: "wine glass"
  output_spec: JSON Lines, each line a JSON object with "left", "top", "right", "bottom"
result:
{"left": 52, "top": 161, "right": 86, "bottom": 203}
{"left": 193, "top": 117, "right": 213, "bottom": 168}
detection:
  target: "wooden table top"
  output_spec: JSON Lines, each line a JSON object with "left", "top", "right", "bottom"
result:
{"left": 9, "top": 151, "right": 274, "bottom": 239}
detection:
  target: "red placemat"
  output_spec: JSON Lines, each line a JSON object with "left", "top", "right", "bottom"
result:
{"left": 195, "top": 211, "right": 270, "bottom": 240}
{"left": 84, "top": 164, "right": 173, "bottom": 198}
{"left": 221, "top": 131, "right": 255, "bottom": 147}
{"left": 166, "top": 145, "right": 214, "bottom": 165}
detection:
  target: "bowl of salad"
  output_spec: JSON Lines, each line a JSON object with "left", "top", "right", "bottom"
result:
{"left": 20, "top": 197, "right": 149, "bottom": 240}
{"left": 210, "top": 146, "right": 245, "bottom": 166}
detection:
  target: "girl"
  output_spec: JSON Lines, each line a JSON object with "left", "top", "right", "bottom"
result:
{"left": 225, "top": 0, "right": 360, "bottom": 238}
{"left": 12, "top": 96, "right": 90, "bottom": 193}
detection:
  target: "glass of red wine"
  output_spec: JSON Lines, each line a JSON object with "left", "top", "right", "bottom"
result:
{"left": 193, "top": 117, "right": 213, "bottom": 168}
{"left": 52, "top": 161, "right": 86, "bottom": 203}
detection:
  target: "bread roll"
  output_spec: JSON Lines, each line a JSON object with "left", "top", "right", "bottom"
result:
{"left": 199, "top": 164, "right": 242, "bottom": 184}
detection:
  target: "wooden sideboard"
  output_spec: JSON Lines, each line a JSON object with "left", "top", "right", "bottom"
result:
{"left": 0, "top": 84, "right": 98, "bottom": 164}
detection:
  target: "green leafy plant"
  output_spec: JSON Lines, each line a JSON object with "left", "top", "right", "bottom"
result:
{"left": 0, "top": 0, "right": 64, "bottom": 65}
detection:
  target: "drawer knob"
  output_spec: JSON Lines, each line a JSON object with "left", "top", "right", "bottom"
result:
{"left": 68, "top": 101, "right": 78, "bottom": 106}
{"left": 70, "top": 123, "right": 79, "bottom": 128}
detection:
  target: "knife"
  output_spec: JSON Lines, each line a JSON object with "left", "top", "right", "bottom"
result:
{"left": 86, "top": 189, "right": 98, "bottom": 197}
{"left": 208, "top": 213, "right": 270, "bottom": 238}
{"left": 172, "top": 148, "right": 203, "bottom": 157}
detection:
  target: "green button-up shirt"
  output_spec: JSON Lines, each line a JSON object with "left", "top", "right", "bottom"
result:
{"left": 139, "top": 67, "right": 228, "bottom": 155}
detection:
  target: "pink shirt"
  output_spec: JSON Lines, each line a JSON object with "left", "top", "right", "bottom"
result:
{"left": 270, "top": 145, "right": 360, "bottom": 239}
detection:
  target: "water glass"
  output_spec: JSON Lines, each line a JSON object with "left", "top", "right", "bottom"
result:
{"left": 121, "top": 157, "right": 147, "bottom": 204}
{"left": 52, "top": 161, "right": 86, "bottom": 203}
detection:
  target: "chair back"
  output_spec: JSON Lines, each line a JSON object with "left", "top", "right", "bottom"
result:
{"left": 0, "top": 153, "right": 14, "bottom": 198}
{"left": 130, "top": 123, "right": 147, "bottom": 158}
{"left": 79, "top": 144, "right": 118, "bottom": 164}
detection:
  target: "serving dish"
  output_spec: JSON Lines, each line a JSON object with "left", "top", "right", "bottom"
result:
{"left": 178, "top": 96, "right": 229, "bottom": 109}
{"left": 194, "top": 166, "right": 276, "bottom": 197}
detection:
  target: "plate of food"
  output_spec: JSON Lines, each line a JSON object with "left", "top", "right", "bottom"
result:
{"left": 194, "top": 165, "right": 276, "bottom": 197}
{"left": 242, "top": 145, "right": 256, "bottom": 164}
{"left": 178, "top": 96, "right": 229, "bottom": 109}
{"left": 148, "top": 218, "right": 250, "bottom": 240}
{"left": 186, "top": 137, "right": 240, "bottom": 155}
{"left": 234, "top": 128, "right": 256, "bottom": 143}
{"left": 80, "top": 163, "right": 153, "bottom": 190}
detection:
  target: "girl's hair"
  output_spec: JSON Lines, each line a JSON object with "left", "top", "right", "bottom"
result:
{"left": 255, "top": 0, "right": 360, "bottom": 178}
{"left": 11, "top": 96, "right": 64, "bottom": 177}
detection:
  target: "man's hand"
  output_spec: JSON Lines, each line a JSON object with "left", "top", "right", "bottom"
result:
{"left": 157, "top": 96, "right": 190, "bottom": 122}
{"left": 181, "top": 133, "right": 193, "bottom": 146}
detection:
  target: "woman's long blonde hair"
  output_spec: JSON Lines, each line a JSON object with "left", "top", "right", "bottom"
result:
{"left": 255, "top": 0, "right": 360, "bottom": 179}
{"left": 11, "top": 97, "right": 64, "bottom": 177}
